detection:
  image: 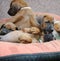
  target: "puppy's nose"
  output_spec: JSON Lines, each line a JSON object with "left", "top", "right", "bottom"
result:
{"left": 7, "top": 10, "right": 15, "bottom": 16}
{"left": 51, "top": 28, "right": 54, "bottom": 32}
{"left": 8, "top": 10, "right": 10, "bottom": 15}
{"left": 8, "top": 10, "right": 12, "bottom": 16}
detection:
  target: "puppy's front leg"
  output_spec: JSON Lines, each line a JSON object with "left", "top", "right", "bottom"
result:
{"left": 8, "top": 10, "right": 25, "bottom": 23}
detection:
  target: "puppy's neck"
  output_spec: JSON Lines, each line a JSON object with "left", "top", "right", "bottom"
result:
{"left": 21, "top": 7, "right": 32, "bottom": 10}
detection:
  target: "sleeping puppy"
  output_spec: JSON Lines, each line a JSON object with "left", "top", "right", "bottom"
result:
{"left": 41, "top": 21, "right": 55, "bottom": 42}
{"left": 42, "top": 15, "right": 55, "bottom": 42}
{"left": 53, "top": 21, "right": 60, "bottom": 39}
{"left": 36, "top": 15, "right": 55, "bottom": 42}
{"left": 0, "top": 30, "right": 38, "bottom": 43}
{"left": 0, "top": 22, "right": 18, "bottom": 35}
{"left": 7, "top": 0, "right": 39, "bottom": 29}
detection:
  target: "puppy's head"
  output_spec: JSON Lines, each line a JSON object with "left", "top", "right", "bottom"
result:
{"left": 43, "top": 15, "right": 54, "bottom": 24}
{"left": 5, "top": 22, "right": 18, "bottom": 30}
{"left": 54, "top": 22, "right": 60, "bottom": 33}
{"left": 42, "top": 22, "right": 54, "bottom": 34}
{"left": 40, "top": 15, "right": 54, "bottom": 33}
{"left": 36, "top": 15, "right": 54, "bottom": 28}
{"left": 0, "top": 24, "right": 13, "bottom": 35}
{"left": 8, "top": 0, "right": 28, "bottom": 16}
{"left": 0, "top": 22, "right": 18, "bottom": 35}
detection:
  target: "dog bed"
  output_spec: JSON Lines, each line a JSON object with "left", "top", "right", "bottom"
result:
{"left": 0, "top": 13, "right": 60, "bottom": 61}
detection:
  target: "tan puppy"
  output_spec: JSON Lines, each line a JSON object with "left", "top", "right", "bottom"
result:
{"left": 7, "top": 0, "right": 39, "bottom": 29}
{"left": 36, "top": 15, "right": 54, "bottom": 42}
{"left": 0, "top": 30, "right": 38, "bottom": 43}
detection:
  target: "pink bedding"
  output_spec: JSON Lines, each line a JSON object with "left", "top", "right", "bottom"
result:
{"left": 0, "top": 13, "right": 60, "bottom": 57}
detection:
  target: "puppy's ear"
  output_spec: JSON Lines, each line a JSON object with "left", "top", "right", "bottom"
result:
{"left": 43, "top": 15, "right": 54, "bottom": 23}
{"left": 0, "top": 24, "right": 5, "bottom": 29}
{"left": 43, "top": 15, "right": 47, "bottom": 18}
{"left": 11, "top": 0, "right": 16, "bottom": 3}
{"left": 18, "top": 0, "right": 28, "bottom": 7}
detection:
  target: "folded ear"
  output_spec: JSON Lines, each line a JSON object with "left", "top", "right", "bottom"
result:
{"left": 36, "top": 15, "right": 43, "bottom": 24}
{"left": 0, "top": 24, "right": 5, "bottom": 29}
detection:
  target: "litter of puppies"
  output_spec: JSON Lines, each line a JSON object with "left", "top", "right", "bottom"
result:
{"left": 0, "top": 0, "right": 60, "bottom": 43}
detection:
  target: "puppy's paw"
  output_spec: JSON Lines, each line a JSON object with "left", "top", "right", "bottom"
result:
{"left": 30, "top": 27, "right": 40, "bottom": 35}
{"left": 18, "top": 33, "right": 32, "bottom": 44}
{"left": 5, "top": 22, "right": 18, "bottom": 30}
{"left": 22, "top": 28, "right": 31, "bottom": 33}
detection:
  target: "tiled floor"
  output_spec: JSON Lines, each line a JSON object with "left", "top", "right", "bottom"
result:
{"left": 0, "top": 0, "right": 60, "bottom": 19}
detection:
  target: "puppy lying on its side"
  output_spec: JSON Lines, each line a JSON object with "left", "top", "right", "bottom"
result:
{"left": 0, "top": 22, "right": 18, "bottom": 35}
{"left": 36, "top": 15, "right": 55, "bottom": 42}
{"left": 42, "top": 21, "right": 55, "bottom": 42}
{"left": 0, "top": 30, "right": 38, "bottom": 43}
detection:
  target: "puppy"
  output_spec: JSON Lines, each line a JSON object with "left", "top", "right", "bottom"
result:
{"left": 41, "top": 22, "right": 55, "bottom": 42}
{"left": 0, "top": 30, "right": 38, "bottom": 43}
{"left": 7, "top": 0, "right": 39, "bottom": 29}
{"left": 0, "top": 22, "right": 18, "bottom": 35}
{"left": 37, "top": 15, "right": 55, "bottom": 42}
{"left": 53, "top": 21, "right": 60, "bottom": 39}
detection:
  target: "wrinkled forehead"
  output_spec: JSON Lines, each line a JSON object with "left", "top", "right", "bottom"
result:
{"left": 43, "top": 15, "right": 54, "bottom": 23}
{"left": 46, "top": 22, "right": 54, "bottom": 26}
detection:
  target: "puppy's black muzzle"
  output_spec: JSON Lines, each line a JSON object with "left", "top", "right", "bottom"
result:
{"left": 8, "top": 7, "right": 18, "bottom": 16}
{"left": 44, "top": 33, "right": 54, "bottom": 42}
{"left": 8, "top": 9, "right": 16, "bottom": 16}
{"left": 8, "top": 6, "right": 21, "bottom": 16}
{"left": 44, "top": 23, "right": 54, "bottom": 34}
